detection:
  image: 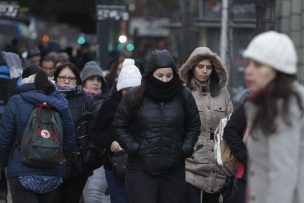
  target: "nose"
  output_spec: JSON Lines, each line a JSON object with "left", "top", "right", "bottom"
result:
{"left": 202, "top": 67, "right": 207, "bottom": 73}
{"left": 64, "top": 78, "right": 70, "bottom": 83}
{"left": 160, "top": 77, "right": 169, "bottom": 83}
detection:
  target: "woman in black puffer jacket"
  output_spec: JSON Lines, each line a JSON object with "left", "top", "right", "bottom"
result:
{"left": 53, "top": 62, "right": 97, "bottom": 203}
{"left": 112, "top": 50, "right": 201, "bottom": 203}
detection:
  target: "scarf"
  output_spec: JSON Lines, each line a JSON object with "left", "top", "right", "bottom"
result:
{"left": 83, "top": 87, "right": 102, "bottom": 97}
{"left": 248, "top": 81, "right": 275, "bottom": 104}
{"left": 56, "top": 85, "right": 82, "bottom": 97}
{"left": 145, "top": 75, "right": 183, "bottom": 102}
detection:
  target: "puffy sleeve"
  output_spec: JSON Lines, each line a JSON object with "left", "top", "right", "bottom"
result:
{"left": 0, "top": 97, "right": 17, "bottom": 164}
{"left": 112, "top": 91, "right": 140, "bottom": 157}
{"left": 181, "top": 88, "right": 201, "bottom": 157}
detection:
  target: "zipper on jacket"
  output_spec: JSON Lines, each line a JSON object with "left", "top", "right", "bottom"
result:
{"left": 159, "top": 102, "right": 164, "bottom": 165}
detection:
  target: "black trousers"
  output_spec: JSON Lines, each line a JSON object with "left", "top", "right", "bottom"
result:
{"left": 54, "top": 176, "right": 88, "bottom": 203}
{"left": 9, "top": 178, "right": 59, "bottom": 203}
{"left": 0, "top": 168, "right": 6, "bottom": 192}
{"left": 234, "top": 179, "right": 246, "bottom": 203}
{"left": 125, "top": 165, "right": 185, "bottom": 203}
{"left": 185, "top": 180, "right": 246, "bottom": 203}
{"left": 185, "top": 183, "right": 221, "bottom": 203}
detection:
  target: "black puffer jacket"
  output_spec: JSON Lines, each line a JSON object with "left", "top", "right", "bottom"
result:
{"left": 65, "top": 90, "right": 97, "bottom": 124}
{"left": 223, "top": 101, "right": 247, "bottom": 179}
{"left": 89, "top": 90, "right": 122, "bottom": 169}
{"left": 60, "top": 88, "right": 97, "bottom": 178}
{"left": 112, "top": 87, "right": 201, "bottom": 175}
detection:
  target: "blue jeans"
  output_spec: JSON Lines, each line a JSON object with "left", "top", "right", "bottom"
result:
{"left": 105, "top": 169, "right": 128, "bottom": 203}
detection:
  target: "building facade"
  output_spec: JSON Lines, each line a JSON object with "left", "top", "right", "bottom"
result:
{"left": 192, "top": 0, "right": 256, "bottom": 104}
{"left": 276, "top": 0, "right": 304, "bottom": 81}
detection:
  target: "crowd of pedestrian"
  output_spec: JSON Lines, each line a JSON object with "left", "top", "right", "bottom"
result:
{"left": 0, "top": 30, "right": 303, "bottom": 203}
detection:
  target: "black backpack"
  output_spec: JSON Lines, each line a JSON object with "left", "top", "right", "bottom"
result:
{"left": 20, "top": 102, "right": 63, "bottom": 168}
{"left": 68, "top": 111, "right": 103, "bottom": 177}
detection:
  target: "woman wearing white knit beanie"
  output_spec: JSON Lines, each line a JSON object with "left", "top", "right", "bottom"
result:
{"left": 89, "top": 58, "right": 141, "bottom": 203}
{"left": 243, "top": 31, "right": 304, "bottom": 203}
{"left": 116, "top": 58, "right": 142, "bottom": 93}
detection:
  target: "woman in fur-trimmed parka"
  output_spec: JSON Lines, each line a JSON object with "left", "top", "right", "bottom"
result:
{"left": 180, "top": 47, "right": 233, "bottom": 203}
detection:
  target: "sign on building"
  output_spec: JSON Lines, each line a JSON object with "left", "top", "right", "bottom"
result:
{"left": 0, "top": 2, "right": 19, "bottom": 17}
{"left": 96, "top": 5, "right": 129, "bottom": 21}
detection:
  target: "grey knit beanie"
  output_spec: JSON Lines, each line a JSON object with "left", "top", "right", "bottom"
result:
{"left": 80, "top": 61, "right": 103, "bottom": 82}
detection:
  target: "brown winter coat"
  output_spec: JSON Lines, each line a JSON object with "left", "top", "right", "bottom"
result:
{"left": 181, "top": 47, "right": 233, "bottom": 193}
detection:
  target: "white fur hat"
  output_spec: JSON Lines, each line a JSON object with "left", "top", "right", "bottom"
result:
{"left": 243, "top": 31, "right": 297, "bottom": 74}
{"left": 116, "top": 59, "right": 142, "bottom": 91}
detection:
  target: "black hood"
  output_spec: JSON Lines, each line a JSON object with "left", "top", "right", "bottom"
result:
{"left": 143, "top": 50, "right": 176, "bottom": 78}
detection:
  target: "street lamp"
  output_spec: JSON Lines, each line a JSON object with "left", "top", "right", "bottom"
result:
{"left": 118, "top": 35, "right": 127, "bottom": 43}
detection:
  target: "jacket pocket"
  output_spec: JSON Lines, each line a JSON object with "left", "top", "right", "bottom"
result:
{"left": 213, "top": 105, "right": 227, "bottom": 122}
{"left": 191, "top": 137, "right": 210, "bottom": 163}
{"left": 213, "top": 105, "right": 227, "bottom": 113}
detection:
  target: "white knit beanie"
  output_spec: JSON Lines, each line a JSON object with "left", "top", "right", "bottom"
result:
{"left": 243, "top": 31, "right": 297, "bottom": 74}
{"left": 116, "top": 59, "right": 142, "bottom": 91}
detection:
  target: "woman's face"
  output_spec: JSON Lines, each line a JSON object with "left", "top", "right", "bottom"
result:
{"left": 245, "top": 59, "right": 277, "bottom": 93}
{"left": 192, "top": 60, "right": 213, "bottom": 83}
{"left": 84, "top": 76, "right": 102, "bottom": 93}
{"left": 56, "top": 67, "right": 77, "bottom": 88}
{"left": 153, "top": 67, "right": 173, "bottom": 83}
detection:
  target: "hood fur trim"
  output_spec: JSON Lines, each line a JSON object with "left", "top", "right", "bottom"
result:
{"left": 180, "top": 47, "right": 228, "bottom": 90}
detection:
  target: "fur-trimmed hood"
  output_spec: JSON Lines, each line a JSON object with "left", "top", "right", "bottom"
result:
{"left": 180, "top": 47, "right": 228, "bottom": 91}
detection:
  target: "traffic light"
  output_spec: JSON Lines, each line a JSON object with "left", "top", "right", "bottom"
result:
{"left": 117, "top": 43, "right": 123, "bottom": 51}
{"left": 77, "top": 36, "right": 86, "bottom": 45}
{"left": 126, "top": 43, "right": 135, "bottom": 52}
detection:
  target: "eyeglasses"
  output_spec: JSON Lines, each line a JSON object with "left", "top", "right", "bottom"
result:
{"left": 58, "top": 75, "right": 76, "bottom": 82}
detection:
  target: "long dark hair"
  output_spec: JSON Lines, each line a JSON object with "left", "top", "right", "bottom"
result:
{"left": 106, "top": 57, "right": 124, "bottom": 87}
{"left": 252, "top": 73, "right": 304, "bottom": 134}
{"left": 131, "top": 81, "right": 146, "bottom": 110}
{"left": 34, "top": 70, "right": 55, "bottom": 95}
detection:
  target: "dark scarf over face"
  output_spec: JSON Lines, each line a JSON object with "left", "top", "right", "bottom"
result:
{"left": 145, "top": 74, "right": 183, "bottom": 102}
